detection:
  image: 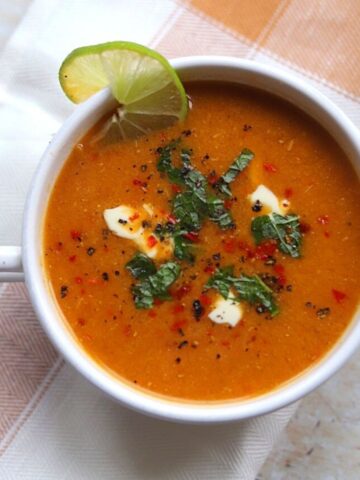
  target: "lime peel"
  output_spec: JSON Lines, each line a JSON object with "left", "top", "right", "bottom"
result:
{"left": 59, "top": 41, "right": 188, "bottom": 139}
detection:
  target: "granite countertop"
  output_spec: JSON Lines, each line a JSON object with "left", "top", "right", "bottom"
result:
{"left": 259, "top": 349, "right": 360, "bottom": 479}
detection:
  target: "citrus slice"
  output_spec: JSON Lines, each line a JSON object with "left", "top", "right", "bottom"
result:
{"left": 59, "top": 41, "right": 188, "bottom": 139}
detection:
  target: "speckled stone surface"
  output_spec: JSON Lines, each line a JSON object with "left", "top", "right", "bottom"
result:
{"left": 259, "top": 349, "right": 360, "bottom": 479}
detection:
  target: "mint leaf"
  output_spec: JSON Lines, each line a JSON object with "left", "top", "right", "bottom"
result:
{"left": 125, "top": 252, "right": 157, "bottom": 280}
{"left": 233, "top": 274, "right": 279, "bottom": 316}
{"left": 251, "top": 213, "right": 301, "bottom": 258}
{"left": 173, "top": 234, "right": 195, "bottom": 262}
{"left": 215, "top": 148, "right": 254, "bottom": 196}
{"left": 131, "top": 261, "right": 180, "bottom": 309}
{"left": 205, "top": 266, "right": 279, "bottom": 316}
{"left": 205, "top": 266, "right": 235, "bottom": 299}
{"left": 207, "top": 197, "right": 235, "bottom": 230}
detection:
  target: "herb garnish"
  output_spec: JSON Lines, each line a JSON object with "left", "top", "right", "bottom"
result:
{"left": 214, "top": 148, "right": 254, "bottom": 197}
{"left": 126, "top": 252, "right": 157, "bottom": 280}
{"left": 126, "top": 253, "right": 180, "bottom": 309}
{"left": 155, "top": 140, "right": 251, "bottom": 261}
{"left": 251, "top": 213, "right": 302, "bottom": 258}
{"left": 205, "top": 266, "right": 279, "bottom": 316}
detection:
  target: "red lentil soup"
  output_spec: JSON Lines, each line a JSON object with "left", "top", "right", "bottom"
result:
{"left": 43, "top": 82, "right": 360, "bottom": 401}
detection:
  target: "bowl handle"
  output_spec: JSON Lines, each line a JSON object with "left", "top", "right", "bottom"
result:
{"left": 0, "top": 246, "right": 24, "bottom": 282}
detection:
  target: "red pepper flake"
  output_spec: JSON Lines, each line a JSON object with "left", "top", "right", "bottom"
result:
{"left": 207, "top": 171, "right": 219, "bottom": 186}
{"left": 300, "top": 222, "right": 311, "bottom": 234}
{"left": 238, "top": 240, "right": 255, "bottom": 258}
{"left": 284, "top": 188, "right": 293, "bottom": 198}
{"left": 68, "top": 255, "right": 76, "bottom": 263}
{"left": 77, "top": 318, "right": 86, "bottom": 327}
{"left": 171, "top": 184, "right": 182, "bottom": 194}
{"left": 148, "top": 310, "right": 157, "bottom": 318}
{"left": 123, "top": 324, "right": 132, "bottom": 336}
{"left": 254, "top": 240, "right": 277, "bottom": 260}
{"left": 70, "top": 230, "right": 81, "bottom": 241}
{"left": 167, "top": 214, "right": 177, "bottom": 224}
{"left": 147, "top": 235, "right": 158, "bottom": 248}
{"left": 204, "top": 264, "right": 215, "bottom": 274}
{"left": 129, "top": 212, "right": 140, "bottom": 222}
{"left": 171, "top": 319, "right": 188, "bottom": 331}
{"left": 332, "top": 289, "right": 347, "bottom": 303}
{"left": 173, "top": 304, "right": 185, "bottom": 314}
{"left": 324, "top": 231, "right": 331, "bottom": 238}
{"left": 183, "top": 232, "right": 199, "bottom": 242}
{"left": 200, "top": 293, "right": 211, "bottom": 306}
{"left": 224, "top": 199, "right": 233, "bottom": 210}
{"left": 221, "top": 340, "right": 230, "bottom": 347}
{"left": 132, "top": 179, "right": 146, "bottom": 187}
{"left": 174, "top": 283, "right": 192, "bottom": 300}
{"left": 274, "top": 264, "right": 286, "bottom": 286}
{"left": 74, "top": 276, "right": 83, "bottom": 285}
{"left": 263, "top": 163, "right": 277, "bottom": 173}
{"left": 223, "top": 238, "right": 236, "bottom": 254}
{"left": 317, "top": 215, "right": 329, "bottom": 225}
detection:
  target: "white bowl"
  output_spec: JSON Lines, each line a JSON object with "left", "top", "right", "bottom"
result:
{"left": 6, "top": 56, "right": 360, "bottom": 423}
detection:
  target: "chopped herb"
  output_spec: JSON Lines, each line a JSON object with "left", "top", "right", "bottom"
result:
{"left": 140, "top": 164, "right": 147, "bottom": 172}
{"left": 102, "top": 272, "right": 109, "bottom": 281}
{"left": 214, "top": 148, "right": 254, "bottom": 197}
{"left": 205, "top": 266, "right": 279, "bottom": 316}
{"left": 87, "top": 247, "right": 96, "bottom": 256}
{"left": 118, "top": 219, "right": 128, "bottom": 225}
{"left": 207, "top": 196, "right": 235, "bottom": 229}
{"left": 130, "top": 261, "right": 180, "bottom": 309}
{"left": 126, "top": 252, "right": 157, "bottom": 280}
{"left": 251, "top": 213, "right": 302, "bottom": 258}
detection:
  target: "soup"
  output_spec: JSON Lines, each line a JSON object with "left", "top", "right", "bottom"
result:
{"left": 43, "top": 82, "right": 360, "bottom": 401}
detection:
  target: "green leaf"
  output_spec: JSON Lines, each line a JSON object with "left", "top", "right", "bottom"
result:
{"left": 156, "top": 138, "right": 183, "bottom": 184}
{"left": 126, "top": 252, "right": 156, "bottom": 279}
{"left": 173, "top": 234, "right": 195, "bottom": 262}
{"left": 205, "top": 266, "right": 235, "bottom": 299}
{"left": 131, "top": 261, "right": 181, "bottom": 309}
{"left": 215, "top": 148, "right": 254, "bottom": 196}
{"left": 207, "top": 196, "right": 235, "bottom": 230}
{"left": 233, "top": 274, "right": 279, "bottom": 316}
{"left": 205, "top": 266, "right": 279, "bottom": 316}
{"left": 172, "top": 191, "right": 205, "bottom": 232}
{"left": 251, "top": 213, "right": 301, "bottom": 258}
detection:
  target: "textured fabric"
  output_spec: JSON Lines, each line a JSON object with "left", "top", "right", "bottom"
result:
{"left": 0, "top": 0, "right": 359, "bottom": 478}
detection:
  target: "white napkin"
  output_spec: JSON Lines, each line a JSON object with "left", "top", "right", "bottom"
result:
{"left": 0, "top": 1, "right": 298, "bottom": 478}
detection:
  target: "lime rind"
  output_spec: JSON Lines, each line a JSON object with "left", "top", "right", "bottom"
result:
{"left": 59, "top": 41, "right": 188, "bottom": 121}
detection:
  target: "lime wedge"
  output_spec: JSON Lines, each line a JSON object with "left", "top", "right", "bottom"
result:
{"left": 59, "top": 41, "right": 188, "bottom": 139}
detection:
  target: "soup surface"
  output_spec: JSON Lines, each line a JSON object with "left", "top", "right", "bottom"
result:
{"left": 44, "top": 82, "right": 360, "bottom": 401}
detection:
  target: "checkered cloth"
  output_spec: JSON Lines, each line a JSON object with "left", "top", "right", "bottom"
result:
{"left": 1, "top": 1, "right": 359, "bottom": 478}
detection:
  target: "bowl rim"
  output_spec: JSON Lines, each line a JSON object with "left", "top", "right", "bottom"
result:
{"left": 22, "top": 55, "right": 360, "bottom": 424}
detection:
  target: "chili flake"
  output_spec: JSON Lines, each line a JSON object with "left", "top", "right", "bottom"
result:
{"left": 147, "top": 235, "right": 158, "bottom": 248}
{"left": 332, "top": 289, "right": 347, "bottom": 303}
{"left": 263, "top": 163, "right": 277, "bottom": 173}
